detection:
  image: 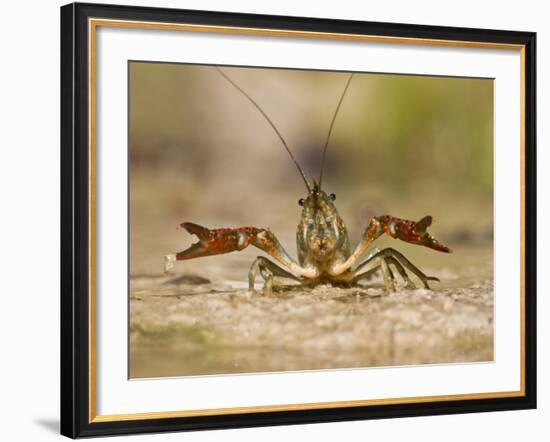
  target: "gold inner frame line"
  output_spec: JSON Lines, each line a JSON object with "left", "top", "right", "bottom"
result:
{"left": 88, "top": 17, "right": 527, "bottom": 423}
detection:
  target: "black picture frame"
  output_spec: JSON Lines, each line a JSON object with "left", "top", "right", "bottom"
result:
{"left": 61, "top": 2, "right": 536, "bottom": 438}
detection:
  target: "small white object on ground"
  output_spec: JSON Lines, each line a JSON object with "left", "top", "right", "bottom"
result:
{"left": 164, "top": 254, "right": 176, "bottom": 273}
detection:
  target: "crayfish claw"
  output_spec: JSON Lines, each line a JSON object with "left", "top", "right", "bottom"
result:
{"left": 180, "top": 222, "right": 211, "bottom": 240}
{"left": 380, "top": 214, "right": 452, "bottom": 253}
{"left": 423, "top": 234, "right": 452, "bottom": 253}
{"left": 413, "top": 215, "right": 432, "bottom": 234}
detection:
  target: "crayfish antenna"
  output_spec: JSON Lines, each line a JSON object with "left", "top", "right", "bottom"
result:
{"left": 318, "top": 73, "right": 354, "bottom": 189}
{"left": 215, "top": 67, "right": 312, "bottom": 192}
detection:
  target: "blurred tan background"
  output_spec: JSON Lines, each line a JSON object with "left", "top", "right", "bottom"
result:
{"left": 130, "top": 63, "right": 493, "bottom": 275}
{"left": 129, "top": 62, "right": 494, "bottom": 377}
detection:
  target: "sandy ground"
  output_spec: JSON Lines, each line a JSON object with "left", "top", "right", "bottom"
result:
{"left": 130, "top": 246, "right": 493, "bottom": 378}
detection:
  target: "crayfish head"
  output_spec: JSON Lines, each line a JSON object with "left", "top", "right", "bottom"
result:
{"left": 296, "top": 184, "right": 350, "bottom": 267}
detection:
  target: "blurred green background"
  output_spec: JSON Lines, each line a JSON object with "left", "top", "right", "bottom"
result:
{"left": 129, "top": 62, "right": 493, "bottom": 276}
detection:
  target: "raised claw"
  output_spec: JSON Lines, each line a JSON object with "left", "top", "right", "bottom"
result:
{"left": 378, "top": 215, "right": 452, "bottom": 253}
{"left": 170, "top": 222, "right": 315, "bottom": 279}
{"left": 175, "top": 222, "right": 257, "bottom": 261}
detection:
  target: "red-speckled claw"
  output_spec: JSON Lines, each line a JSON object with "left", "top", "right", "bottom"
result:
{"left": 175, "top": 222, "right": 257, "bottom": 260}
{"left": 172, "top": 222, "right": 296, "bottom": 263}
{"left": 378, "top": 215, "right": 452, "bottom": 253}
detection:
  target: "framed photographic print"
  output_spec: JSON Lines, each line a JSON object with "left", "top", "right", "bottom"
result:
{"left": 60, "top": 2, "right": 537, "bottom": 438}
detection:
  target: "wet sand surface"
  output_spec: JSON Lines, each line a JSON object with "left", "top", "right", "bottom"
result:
{"left": 130, "top": 245, "right": 493, "bottom": 378}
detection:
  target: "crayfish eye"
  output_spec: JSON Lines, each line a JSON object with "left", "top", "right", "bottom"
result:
{"left": 329, "top": 193, "right": 336, "bottom": 201}
{"left": 298, "top": 198, "right": 305, "bottom": 206}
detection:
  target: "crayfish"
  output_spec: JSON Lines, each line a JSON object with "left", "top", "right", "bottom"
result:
{"left": 165, "top": 68, "right": 451, "bottom": 294}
